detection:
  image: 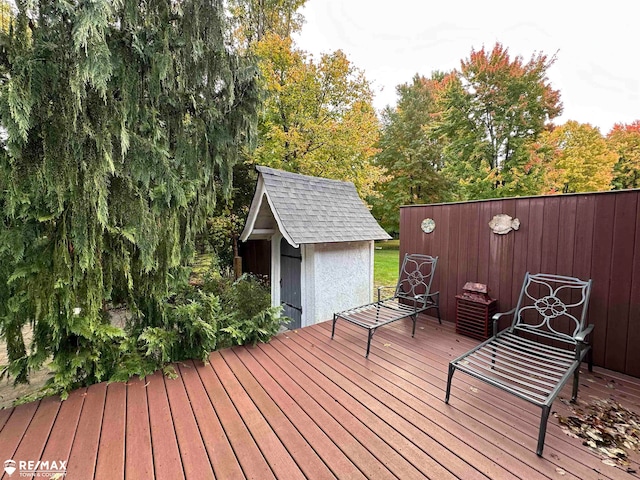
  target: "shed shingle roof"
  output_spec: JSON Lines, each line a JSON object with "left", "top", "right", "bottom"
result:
{"left": 243, "top": 166, "right": 390, "bottom": 245}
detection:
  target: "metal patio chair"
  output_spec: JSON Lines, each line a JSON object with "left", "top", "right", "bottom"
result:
{"left": 445, "top": 272, "right": 593, "bottom": 456}
{"left": 332, "top": 253, "right": 440, "bottom": 357}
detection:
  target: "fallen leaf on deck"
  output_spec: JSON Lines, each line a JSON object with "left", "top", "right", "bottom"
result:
{"left": 383, "top": 343, "right": 391, "bottom": 347}
{"left": 469, "top": 386, "right": 478, "bottom": 393}
{"left": 555, "top": 467, "right": 566, "bottom": 475}
{"left": 556, "top": 397, "right": 640, "bottom": 467}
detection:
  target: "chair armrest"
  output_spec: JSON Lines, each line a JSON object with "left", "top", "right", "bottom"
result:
{"left": 492, "top": 308, "right": 516, "bottom": 337}
{"left": 417, "top": 291, "right": 439, "bottom": 306}
{"left": 575, "top": 324, "right": 594, "bottom": 343}
{"left": 377, "top": 285, "right": 395, "bottom": 302}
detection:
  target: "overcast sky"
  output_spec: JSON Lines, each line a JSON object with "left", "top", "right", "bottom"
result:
{"left": 293, "top": 0, "right": 640, "bottom": 134}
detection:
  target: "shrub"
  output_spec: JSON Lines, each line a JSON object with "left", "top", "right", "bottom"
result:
{"left": 216, "top": 273, "right": 286, "bottom": 348}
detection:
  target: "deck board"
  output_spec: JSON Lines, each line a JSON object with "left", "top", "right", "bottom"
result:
{"left": 164, "top": 365, "right": 215, "bottom": 479}
{"left": 304, "top": 324, "right": 544, "bottom": 480}
{"left": 95, "top": 382, "right": 126, "bottom": 480}
{"left": 210, "top": 351, "right": 306, "bottom": 480}
{"left": 233, "top": 346, "right": 364, "bottom": 479}
{"left": 279, "top": 330, "right": 508, "bottom": 480}
{"left": 0, "top": 316, "right": 638, "bottom": 480}
{"left": 1, "top": 397, "right": 60, "bottom": 480}
{"left": 244, "top": 342, "right": 388, "bottom": 478}
{"left": 320, "top": 320, "right": 601, "bottom": 480}
{"left": 0, "top": 401, "right": 39, "bottom": 463}
{"left": 146, "top": 370, "right": 184, "bottom": 480}
{"left": 268, "top": 338, "right": 457, "bottom": 479}
{"left": 124, "top": 377, "right": 154, "bottom": 479}
{"left": 40, "top": 388, "right": 86, "bottom": 467}
{"left": 177, "top": 361, "right": 245, "bottom": 480}
{"left": 194, "top": 355, "right": 276, "bottom": 480}
{"left": 0, "top": 406, "right": 13, "bottom": 434}
{"left": 220, "top": 348, "right": 336, "bottom": 480}
{"left": 66, "top": 382, "right": 106, "bottom": 479}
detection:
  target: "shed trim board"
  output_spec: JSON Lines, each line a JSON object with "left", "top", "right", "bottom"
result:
{"left": 241, "top": 175, "right": 298, "bottom": 247}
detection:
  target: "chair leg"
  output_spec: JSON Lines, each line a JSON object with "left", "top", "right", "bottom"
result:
{"left": 537, "top": 405, "right": 551, "bottom": 456}
{"left": 444, "top": 363, "right": 455, "bottom": 403}
{"left": 331, "top": 314, "right": 337, "bottom": 339}
{"left": 588, "top": 347, "right": 593, "bottom": 372}
{"left": 365, "top": 329, "right": 375, "bottom": 358}
{"left": 572, "top": 366, "right": 580, "bottom": 402}
{"left": 411, "top": 314, "right": 417, "bottom": 337}
{"left": 436, "top": 305, "right": 441, "bottom": 324}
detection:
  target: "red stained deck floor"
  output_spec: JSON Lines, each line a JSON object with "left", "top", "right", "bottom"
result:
{"left": 0, "top": 316, "right": 639, "bottom": 479}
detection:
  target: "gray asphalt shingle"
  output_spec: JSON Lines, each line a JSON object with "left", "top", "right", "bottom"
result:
{"left": 257, "top": 166, "right": 391, "bottom": 244}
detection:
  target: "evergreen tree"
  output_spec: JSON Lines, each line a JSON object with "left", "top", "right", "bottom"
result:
{"left": 0, "top": 0, "right": 259, "bottom": 390}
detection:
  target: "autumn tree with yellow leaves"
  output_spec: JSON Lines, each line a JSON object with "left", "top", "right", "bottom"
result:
{"left": 540, "top": 121, "right": 617, "bottom": 193}
{"left": 608, "top": 121, "right": 640, "bottom": 190}
{"left": 253, "top": 34, "right": 383, "bottom": 198}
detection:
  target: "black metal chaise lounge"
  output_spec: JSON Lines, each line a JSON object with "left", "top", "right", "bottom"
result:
{"left": 445, "top": 272, "right": 594, "bottom": 456}
{"left": 332, "top": 253, "right": 440, "bottom": 357}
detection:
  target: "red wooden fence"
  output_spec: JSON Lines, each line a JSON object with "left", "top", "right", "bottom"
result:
{"left": 400, "top": 189, "right": 640, "bottom": 377}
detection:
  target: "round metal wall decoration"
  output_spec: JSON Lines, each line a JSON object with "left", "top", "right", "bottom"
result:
{"left": 421, "top": 218, "right": 436, "bottom": 234}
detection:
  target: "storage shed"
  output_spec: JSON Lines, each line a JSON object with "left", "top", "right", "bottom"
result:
{"left": 240, "top": 166, "right": 391, "bottom": 329}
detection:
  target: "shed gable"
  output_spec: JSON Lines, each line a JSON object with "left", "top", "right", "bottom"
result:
{"left": 241, "top": 166, "right": 390, "bottom": 246}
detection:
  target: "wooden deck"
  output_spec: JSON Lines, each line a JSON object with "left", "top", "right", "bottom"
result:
{"left": 0, "top": 316, "right": 639, "bottom": 479}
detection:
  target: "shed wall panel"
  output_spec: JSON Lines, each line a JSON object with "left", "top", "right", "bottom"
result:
{"left": 311, "top": 241, "right": 373, "bottom": 325}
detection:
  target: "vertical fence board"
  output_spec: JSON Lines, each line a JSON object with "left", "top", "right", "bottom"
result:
{"left": 399, "top": 190, "right": 640, "bottom": 376}
{"left": 626, "top": 198, "right": 640, "bottom": 377}
{"left": 526, "top": 198, "right": 544, "bottom": 275}
{"left": 464, "top": 203, "right": 481, "bottom": 285}
{"left": 455, "top": 203, "right": 470, "bottom": 300}
{"left": 540, "top": 196, "right": 560, "bottom": 275}
{"left": 590, "top": 195, "right": 616, "bottom": 369}
{"left": 512, "top": 199, "right": 530, "bottom": 307}
{"left": 447, "top": 204, "right": 462, "bottom": 320}
{"left": 498, "top": 199, "right": 517, "bottom": 314}
{"left": 605, "top": 193, "right": 636, "bottom": 373}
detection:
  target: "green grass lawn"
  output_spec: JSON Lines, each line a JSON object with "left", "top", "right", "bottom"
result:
{"left": 195, "top": 242, "right": 400, "bottom": 299}
{"left": 191, "top": 253, "right": 215, "bottom": 277}
{"left": 374, "top": 241, "right": 399, "bottom": 298}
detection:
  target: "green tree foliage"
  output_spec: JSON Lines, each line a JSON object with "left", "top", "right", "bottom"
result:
{"left": 253, "top": 33, "right": 383, "bottom": 198}
{"left": 228, "top": 0, "right": 307, "bottom": 48}
{"left": 539, "top": 121, "right": 617, "bottom": 193}
{"left": 435, "top": 43, "right": 562, "bottom": 200}
{"left": 370, "top": 74, "right": 450, "bottom": 233}
{"left": 607, "top": 121, "right": 640, "bottom": 189}
{"left": 0, "top": 0, "right": 12, "bottom": 33}
{"left": 0, "top": 0, "right": 259, "bottom": 392}
{"left": 206, "top": 0, "right": 308, "bottom": 267}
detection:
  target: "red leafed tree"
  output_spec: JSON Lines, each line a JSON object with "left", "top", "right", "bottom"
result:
{"left": 435, "top": 42, "right": 562, "bottom": 200}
